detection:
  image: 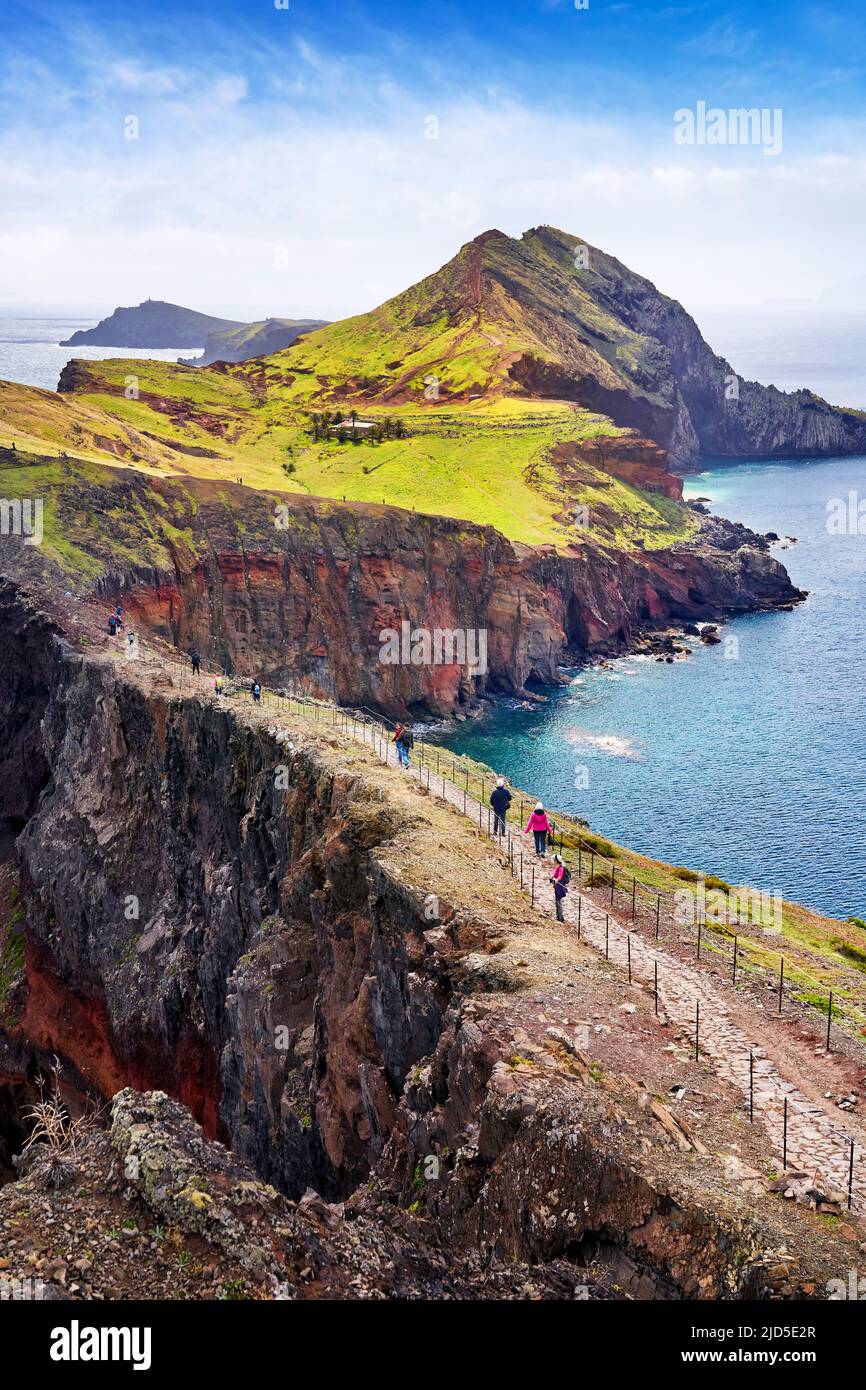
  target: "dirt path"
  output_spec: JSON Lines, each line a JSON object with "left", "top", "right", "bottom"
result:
{"left": 114, "top": 644, "right": 866, "bottom": 1208}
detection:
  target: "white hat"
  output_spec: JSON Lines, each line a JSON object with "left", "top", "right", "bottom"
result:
{"left": 535, "top": 801, "right": 544, "bottom": 811}
{"left": 496, "top": 777, "right": 505, "bottom": 786}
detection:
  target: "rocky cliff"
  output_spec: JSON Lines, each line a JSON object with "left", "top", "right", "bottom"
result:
{"left": 0, "top": 618, "right": 853, "bottom": 1298}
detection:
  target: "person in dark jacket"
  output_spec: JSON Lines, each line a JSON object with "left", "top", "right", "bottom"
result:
{"left": 189, "top": 648, "right": 201, "bottom": 675}
{"left": 489, "top": 777, "right": 511, "bottom": 836}
{"left": 394, "top": 722, "right": 414, "bottom": 769}
{"left": 251, "top": 680, "right": 262, "bottom": 703}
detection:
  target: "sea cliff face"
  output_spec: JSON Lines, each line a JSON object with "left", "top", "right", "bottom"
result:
{"left": 112, "top": 493, "right": 801, "bottom": 718}
{"left": 0, "top": 465, "right": 801, "bottom": 720}
{"left": 514, "top": 227, "right": 866, "bottom": 467}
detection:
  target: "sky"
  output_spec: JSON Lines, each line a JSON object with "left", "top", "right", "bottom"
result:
{"left": 1, "top": 0, "right": 865, "bottom": 322}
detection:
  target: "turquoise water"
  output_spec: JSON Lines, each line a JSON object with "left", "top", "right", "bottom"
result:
{"left": 443, "top": 457, "right": 866, "bottom": 919}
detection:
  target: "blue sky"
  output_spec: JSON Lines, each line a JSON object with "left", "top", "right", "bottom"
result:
{"left": 1, "top": 0, "right": 865, "bottom": 318}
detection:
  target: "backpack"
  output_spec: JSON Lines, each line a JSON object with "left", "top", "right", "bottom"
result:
{"left": 403, "top": 731, "right": 414, "bottom": 750}
{"left": 561, "top": 867, "right": 571, "bottom": 886}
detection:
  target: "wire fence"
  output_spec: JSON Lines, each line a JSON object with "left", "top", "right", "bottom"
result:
{"left": 156, "top": 650, "right": 866, "bottom": 1209}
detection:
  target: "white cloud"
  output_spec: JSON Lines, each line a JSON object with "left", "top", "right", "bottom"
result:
{"left": 1, "top": 72, "right": 865, "bottom": 319}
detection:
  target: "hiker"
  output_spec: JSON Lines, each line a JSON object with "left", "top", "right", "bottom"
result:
{"left": 189, "top": 648, "right": 201, "bottom": 675}
{"left": 115, "top": 604, "right": 124, "bottom": 630}
{"left": 251, "top": 680, "right": 262, "bottom": 703}
{"left": 214, "top": 674, "right": 223, "bottom": 697}
{"left": 525, "top": 801, "right": 552, "bottom": 857}
{"left": 550, "top": 853, "right": 571, "bottom": 923}
{"left": 393, "top": 722, "right": 413, "bottom": 769}
{"left": 489, "top": 777, "right": 511, "bottom": 836}
{"left": 108, "top": 613, "right": 117, "bottom": 636}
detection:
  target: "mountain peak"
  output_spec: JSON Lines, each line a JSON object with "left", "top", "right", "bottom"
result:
{"left": 469, "top": 228, "right": 510, "bottom": 247}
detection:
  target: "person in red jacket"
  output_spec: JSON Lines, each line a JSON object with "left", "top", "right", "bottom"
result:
{"left": 525, "top": 802, "right": 551, "bottom": 856}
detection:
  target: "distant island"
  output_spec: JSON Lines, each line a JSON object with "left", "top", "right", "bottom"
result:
{"left": 60, "top": 298, "right": 329, "bottom": 362}
{"left": 179, "top": 316, "right": 329, "bottom": 367}
{"left": 61, "top": 299, "right": 245, "bottom": 349}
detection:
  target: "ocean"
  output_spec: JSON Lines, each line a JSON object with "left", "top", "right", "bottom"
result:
{"left": 0, "top": 315, "right": 194, "bottom": 392}
{"left": 443, "top": 457, "right": 866, "bottom": 920}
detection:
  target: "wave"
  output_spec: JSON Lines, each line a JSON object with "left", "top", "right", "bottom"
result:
{"left": 564, "top": 726, "right": 643, "bottom": 760}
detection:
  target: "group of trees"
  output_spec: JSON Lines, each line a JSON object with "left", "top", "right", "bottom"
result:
{"left": 307, "top": 410, "right": 406, "bottom": 444}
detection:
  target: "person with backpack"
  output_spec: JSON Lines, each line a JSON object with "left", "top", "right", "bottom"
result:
{"left": 489, "top": 777, "right": 511, "bottom": 836}
{"left": 214, "top": 674, "right": 223, "bottom": 697}
{"left": 189, "top": 648, "right": 201, "bottom": 675}
{"left": 550, "top": 853, "right": 571, "bottom": 922}
{"left": 251, "top": 680, "right": 262, "bottom": 703}
{"left": 394, "top": 722, "right": 414, "bottom": 769}
{"left": 525, "top": 801, "right": 552, "bottom": 856}
{"left": 108, "top": 612, "right": 117, "bottom": 637}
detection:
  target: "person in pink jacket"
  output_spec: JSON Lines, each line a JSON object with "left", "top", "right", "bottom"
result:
{"left": 550, "top": 852, "right": 569, "bottom": 921}
{"left": 525, "top": 801, "right": 551, "bottom": 856}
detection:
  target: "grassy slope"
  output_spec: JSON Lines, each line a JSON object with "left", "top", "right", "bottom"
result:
{"left": 0, "top": 365, "right": 694, "bottom": 550}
